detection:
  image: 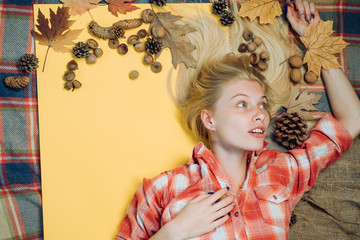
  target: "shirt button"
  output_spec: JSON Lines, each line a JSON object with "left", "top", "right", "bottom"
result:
{"left": 273, "top": 195, "right": 277, "bottom": 200}
{"left": 234, "top": 211, "right": 239, "bottom": 217}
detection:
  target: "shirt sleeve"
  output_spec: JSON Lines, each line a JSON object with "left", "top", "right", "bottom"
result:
{"left": 287, "top": 114, "right": 353, "bottom": 197}
{"left": 116, "top": 173, "right": 169, "bottom": 240}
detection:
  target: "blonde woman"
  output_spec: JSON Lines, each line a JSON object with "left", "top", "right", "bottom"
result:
{"left": 116, "top": 0, "right": 360, "bottom": 239}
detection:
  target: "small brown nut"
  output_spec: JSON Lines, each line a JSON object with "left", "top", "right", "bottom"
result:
{"left": 64, "top": 70, "right": 75, "bottom": 81}
{"left": 108, "top": 38, "right": 119, "bottom": 49}
{"left": 289, "top": 55, "right": 303, "bottom": 68}
{"left": 152, "top": 25, "right": 165, "bottom": 38}
{"left": 87, "top": 38, "right": 98, "bottom": 49}
{"left": 253, "top": 36, "right": 263, "bottom": 46}
{"left": 134, "top": 42, "right": 145, "bottom": 52}
{"left": 67, "top": 60, "right": 78, "bottom": 70}
{"left": 151, "top": 62, "right": 162, "bottom": 73}
{"left": 128, "top": 35, "right": 140, "bottom": 45}
{"left": 141, "top": 9, "right": 155, "bottom": 23}
{"left": 137, "top": 29, "right": 147, "bottom": 38}
{"left": 118, "top": 43, "right": 128, "bottom": 55}
{"left": 260, "top": 51, "right": 269, "bottom": 61}
{"left": 250, "top": 53, "right": 260, "bottom": 65}
{"left": 94, "top": 48, "right": 103, "bottom": 57}
{"left": 257, "top": 60, "right": 268, "bottom": 71}
{"left": 64, "top": 81, "right": 73, "bottom": 90}
{"left": 72, "top": 80, "right": 82, "bottom": 90}
{"left": 247, "top": 41, "right": 257, "bottom": 52}
{"left": 86, "top": 53, "right": 97, "bottom": 64}
{"left": 304, "top": 71, "right": 318, "bottom": 83}
{"left": 290, "top": 68, "right": 302, "bottom": 83}
{"left": 144, "top": 53, "right": 154, "bottom": 65}
{"left": 129, "top": 70, "right": 139, "bottom": 80}
{"left": 242, "top": 29, "right": 253, "bottom": 41}
{"left": 238, "top": 43, "right": 248, "bottom": 53}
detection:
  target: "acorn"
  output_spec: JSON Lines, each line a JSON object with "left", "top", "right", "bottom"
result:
{"left": 87, "top": 38, "right": 98, "bottom": 49}
{"left": 144, "top": 53, "right": 154, "bottom": 65}
{"left": 129, "top": 70, "right": 139, "bottom": 80}
{"left": 253, "top": 36, "right": 263, "bottom": 46}
{"left": 64, "top": 81, "right": 73, "bottom": 90}
{"left": 72, "top": 80, "right": 82, "bottom": 90}
{"left": 257, "top": 60, "right": 268, "bottom": 71}
{"left": 128, "top": 35, "right": 140, "bottom": 45}
{"left": 118, "top": 43, "right": 128, "bottom": 55}
{"left": 260, "top": 51, "right": 269, "bottom": 62}
{"left": 304, "top": 71, "right": 318, "bottom": 83}
{"left": 134, "top": 42, "right": 145, "bottom": 52}
{"left": 141, "top": 9, "right": 155, "bottom": 23}
{"left": 250, "top": 53, "right": 260, "bottom": 65}
{"left": 86, "top": 53, "right": 97, "bottom": 64}
{"left": 238, "top": 43, "right": 248, "bottom": 53}
{"left": 94, "top": 48, "right": 103, "bottom": 57}
{"left": 242, "top": 29, "right": 253, "bottom": 41}
{"left": 290, "top": 68, "right": 302, "bottom": 83}
{"left": 247, "top": 41, "right": 257, "bottom": 52}
{"left": 64, "top": 71, "right": 75, "bottom": 81}
{"left": 108, "top": 38, "right": 120, "bottom": 49}
{"left": 67, "top": 60, "right": 78, "bottom": 70}
{"left": 151, "top": 62, "right": 162, "bottom": 73}
{"left": 289, "top": 55, "right": 303, "bottom": 68}
{"left": 152, "top": 25, "right": 165, "bottom": 38}
{"left": 137, "top": 29, "right": 147, "bottom": 38}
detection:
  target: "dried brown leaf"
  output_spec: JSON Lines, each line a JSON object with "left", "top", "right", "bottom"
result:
{"left": 238, "top": 0, "right": 282, "bottom": 24}
{"left": 60, "top": 0, "right": 101, "bottom": 16}
{"left": 105, "top": 0, "right": 139, "bottom": 17}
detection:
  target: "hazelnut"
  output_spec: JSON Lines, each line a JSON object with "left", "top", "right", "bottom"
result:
{"left": 67, "top": 60, "right": 78, "bottom": 70}
{"left": 242, "top": 29, "right": 253, "bottom": 41}
{"left": 289, "top": 55, "right": 303, "bottom": 68}
{"left": 87, "top": 38, "right": 98, "bottom": 49}
{"left": 86, "top": 53, "right": 97, "bottom": 64}
{"left": 141, "top": 9, "right": 155, "bottom": 23}
{"left": 129, "top": 70, "right": 139, "bottom": 80}
{"left": 152, "top": 25, "right": 165, "bottom": 38}
{"left": 137, "top": 29, "right": 147, "bottom": 38}
{"left": 257, "top": 60, "right": 268, "bottom": 71}
{"left": 72, "top": 80, "right": 82, "bottom": 90}
{"left": 253, "top": 36, "right": 263, "bottom": 46}
{"left": 94, "top": 48, "right": 103, "bottom": 57}
{"left": 247, "top": 41, "right": 257, "bottom": 52}
{"left": 64, "top": 81, "right": 73, "bottom": 90}
{"left": 108, "top": 38, "right": 119, "bottom": 49}
{"left": 64, "top": 71, "right": 75, "bottom": 81}
{"left": 118, "top": 43, "right": 128, "bottom": 55}
{"left": 250, "top": 53, "right": 260, "bottom": 65}
{"left": 238, "top": 43, "right": 248, "bottom": 53}
{"left": 128, "top": 35, "right": 140, "bottom": 45}
{"left": 290, "top": 68, "right": 302, "bottom": 83}
{"left": 304, "top": 71, "right": 318, "bottom": 83}
{"left": 151, "top": 62, "right": 162, "bottom": 73}
{"left": 260, "top": 51, "right": 269, "bottom": 61}
{"left": 134, "top": 42, "right": 145, "bottom": 52}
{"left": 144, "top": 53, "right": 154, "bottom": 65}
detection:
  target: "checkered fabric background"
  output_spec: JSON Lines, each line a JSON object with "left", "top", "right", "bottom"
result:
{"left": 0, "top": 0, "right": 359, "bottom": 239}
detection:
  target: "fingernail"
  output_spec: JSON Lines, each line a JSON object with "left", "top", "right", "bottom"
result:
{"left": 311, "top": 13, "right": 315, "bottom": 18}
{"left": 286, "top": 5, "right": 288, "bottom": 11}
{"left": 228, "top": 212, "right": 231, "bottom": 216}
{"left": 226, "top": 186, "right": 229, "bottom": 190}
{"left": 307, "top": 16, "right": 311, "bottom": 22}
{"left": 290, "top": 0, "right": 294, "bottom": 2}
{"left": 207, "top": 192, "right": 214, "bottom": 194}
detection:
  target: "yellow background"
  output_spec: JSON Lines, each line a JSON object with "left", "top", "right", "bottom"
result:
{"left": 36, "top": 4, "right": 197, "bottom": 239}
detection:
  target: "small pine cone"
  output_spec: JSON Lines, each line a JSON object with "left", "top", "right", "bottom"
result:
{"left": 212, "top": 0, "right": 227, "bottom": 15}
{"left": 73, "top": 42, "right": 91, "bottom": 58}
{"left": 111, "top": 26, "right": 125, "bottom": 39}
{"left": 19, "top": 54, "right": 39, "bottom": 73}
{"left": 151, "top": 0, "right": 166, "bottom": 7}
{"left": 273, "top": 112, "right": 308, "bottom": 149}
{"left": 219, "top": 11, "right": 235, "bottom": 26}
{"left": 145, "top": 37, "right": 163, "bottom": 55}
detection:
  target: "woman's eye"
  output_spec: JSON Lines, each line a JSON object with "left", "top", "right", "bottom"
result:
{"left": 237, "top": 102, "right": 247, "bottom": 108}
{"left": 260, "top": 103, "right": 268, "bottom": 109}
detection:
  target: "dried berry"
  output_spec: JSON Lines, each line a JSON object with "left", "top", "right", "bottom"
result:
{"left": 129, "top": 70, "right": 139, "bottom": 80}
{"left": 238, "top": 43, "right": 248, "bottom": 53}
{"left": 247, "top": 41, "right": 257, "bottom": 52}
{"left": 141, "top": 9, "right": 155, "bottom": 23}
{"left": 64, "top": 71, "right": 76, "bottom": 81}
{"left": 87, "top": 39, "right": 98, "bottom": 49}
{"left": 304, "top": 71, "right": 318, "bottom": 83}
{"left": 4, "top": 76, "right": 30, "bottom": 89}
{"left": 67, "top": 60, "right": 78, "bottom": 70}
{"left": 242, "top": 29, "right": 253, "bottom": 41}
{"left": 152, "top": 25, "right": 165, "bottom": 38}
{"left": 86, "top": 53, "right": 97, "bottom": 64}
{"left": 144, "top": 53, "right": 154, "bottom": 65}
{"left": 250, "top": 53, "right": 260, "bottom": 65}
{"left": 94, "top": 48, "right": 103, "bottom": 58}
{"left": 253, "top": 37, "right": 263, "bottom": 46}
{"left": 128, "top": 35, "right": 140, "bottom": 45}
{"left": 134, "top": 42, "right": 145, "bottom": 52}
{"left": 151, "top": 62, "right": 162, "bottom": 73}
{"left": 137, "top": 29, "right": 147, "bottom": 38}
{"left": 108, "top": 38, "right": 120, "bottom": 49}
{"left": 289, "top": 55, "right": 303, "bottom": 68}
{"left": 118, "top": 43, "right": 128, "bottom": 55}
{"left": 257, "top": 60, "right": 268, "bottom": 71}
{"left": 290, "top": 68, "right": 302, "bottom": 83}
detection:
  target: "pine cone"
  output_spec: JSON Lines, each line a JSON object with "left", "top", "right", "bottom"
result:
{"left": 111, "top": 26, "right": 125, "bottom": 39}
{"left": 220, "top": 11, "right": 235, "bottom": 26}
{"left": 73, "top": 42, "right": 91, "bottom": 58}
{"left": 19, "top": 54, "right": 39, "bottom": 73}
{"left": 212, "top": 0, "right": 227, "bottom": 15}
{"left": 273, "top": 112, "right": 308, "bottom": 149}
{"left": 151, "top": 0, "right": 166, "bottom": 7}
{"left": 145, "top": 37, "right": 163, "bottom": 55}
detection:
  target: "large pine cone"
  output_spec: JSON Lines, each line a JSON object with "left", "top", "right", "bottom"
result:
{"left": 19, "top": 54, "right": 39, "bottom": 73}
{"left": 4, "top": 76, "right": 30, "bottom": 89}
{"left": 273, "top": 112, "right": 308, "bottom": 149}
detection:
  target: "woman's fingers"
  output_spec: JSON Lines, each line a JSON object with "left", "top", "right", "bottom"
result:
{"left": 294, "top": 0, "right": 306, "bottom": 20}
{"left": 303, "top": 1, "right": 311, "bottom": 22}
{"left": 205, "top": 188, "right": 228, "bottom": 205}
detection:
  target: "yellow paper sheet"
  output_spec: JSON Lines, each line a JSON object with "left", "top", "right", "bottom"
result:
{"left": 36, "top": 4, "right": 200, "bottom": 239}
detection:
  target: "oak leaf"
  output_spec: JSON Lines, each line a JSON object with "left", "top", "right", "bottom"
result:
{"left": 150, "top": 12, "right": 197, "bottom": 69}
{"left": 60, "top": 0, "right": 101, "bottom": 16}
{"left": 283, "top": 84, "right": 322, "bottom": 120}
{"left": 32, "top": 7, "right": 83, "bottom": 72}
{"left": 300, "top": 20, "right": 349, "bottom": 76}
{"left": 238, "top": 0, "right": 282, "bottom": 24}
{"left": 105, "top": 0, "right": 139, "bottom": 17}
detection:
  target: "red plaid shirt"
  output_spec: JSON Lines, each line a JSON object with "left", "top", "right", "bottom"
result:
{"left": 116, "top": 114, "right": 352, "bottom": 240}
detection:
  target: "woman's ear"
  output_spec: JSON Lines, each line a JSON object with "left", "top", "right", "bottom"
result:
{"left": 201, "top": 109, "right": 216, "bottom": 131}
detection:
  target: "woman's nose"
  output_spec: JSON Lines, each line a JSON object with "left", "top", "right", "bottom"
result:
{"left": 253, "top": 108, "right": 265, "bottom": 122}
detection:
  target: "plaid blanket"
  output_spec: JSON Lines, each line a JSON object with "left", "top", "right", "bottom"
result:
{"left": 0, "top": 0, "right": 359, "bottom": 239}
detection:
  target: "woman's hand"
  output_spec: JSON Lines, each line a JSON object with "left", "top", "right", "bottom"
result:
{"left": 152, "top": 188, "right": 235, "bottom": 240}
{"left": 286, "top": 0, "right": 321, "bottom": 36}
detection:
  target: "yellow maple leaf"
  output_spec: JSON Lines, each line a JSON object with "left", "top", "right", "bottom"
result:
{"left": 238, "top": 0, "right": 282, "bottom": 24}
{"left": 300, "top": 20, "right": 349, "bottom": 76}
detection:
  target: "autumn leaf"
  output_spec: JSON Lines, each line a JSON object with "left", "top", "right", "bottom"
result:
{"left": 283, "top": 84, "right": 322, "bottom": 120}
{"left": 238, "top": 0, "right": 282, "bottom": 24}
{"left": 150, "top": 12, "right": 197, "bottom": 69}
{"left": 32, "top": 7, "right": 83, "bottom": 72}
{"left": 105, "top": 0, "right": 139, "bottom": 17}
{"left": 300, "top": 20, "right": 349, "bottom": 76}
{"left": 60, "top": 0, "right": 101, "bottom": 16}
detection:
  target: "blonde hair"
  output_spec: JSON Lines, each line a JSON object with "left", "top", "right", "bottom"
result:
{"left": 166, "top": 4, "right": 293, "bottom": 146}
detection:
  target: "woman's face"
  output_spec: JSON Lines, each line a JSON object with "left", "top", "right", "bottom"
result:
{"left": 207, "top": 80, "right": 270, "bottom": 152}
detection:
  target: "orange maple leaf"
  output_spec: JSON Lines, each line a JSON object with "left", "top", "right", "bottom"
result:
{"left": 105, "top": 0, "right": 139, "bottom": 17}
{"left": 300, "top": 20, "right": 349, "bottom": 76}
{"left": 60, "top": 0, "right": 101, "bottom": 16}
{"left": 238, "top": 0, "right": 282, "bottom": 24}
